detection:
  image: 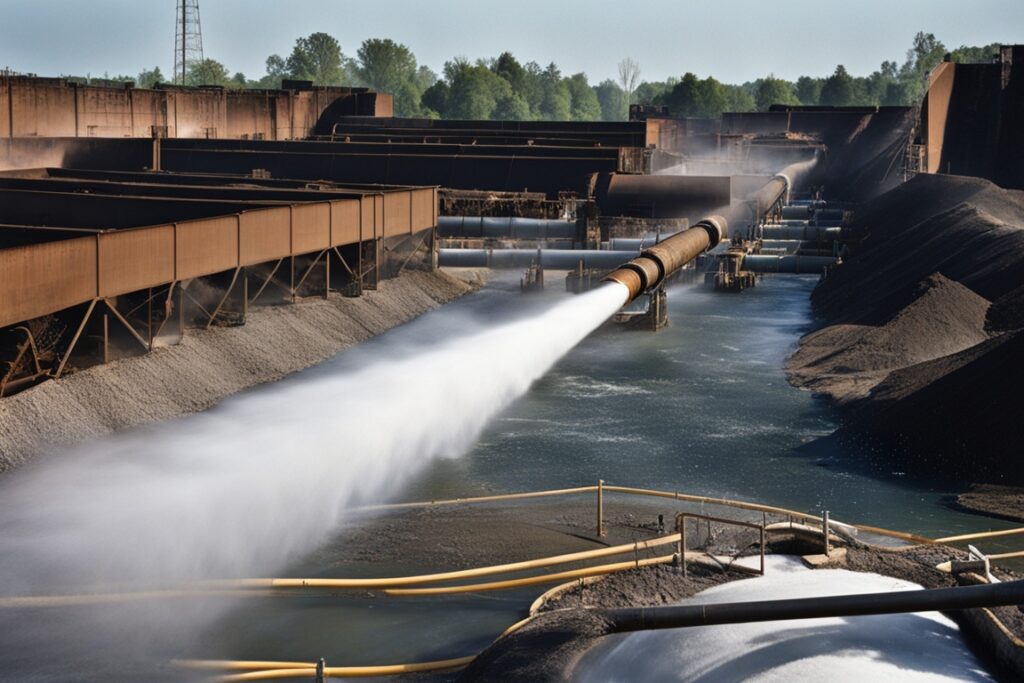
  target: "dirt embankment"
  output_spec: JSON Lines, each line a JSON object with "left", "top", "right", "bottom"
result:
{"left": 0, "top": 270, "right": 480, "bottom": 471}
{"left": 786, "top": 174, "right": 1024, "bottom": 495}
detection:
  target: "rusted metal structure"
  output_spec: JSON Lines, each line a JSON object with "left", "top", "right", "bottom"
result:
{"left": 603, "top": 216, "right": 728, "bottom": 303}
{"left": 921, "top": 45, "right": 1024, "bottom": 190}
{"left": 0, "top": 168, "right": 436, "bottom": 395}
{"left": 0, "top": 76, "right": 391, "bottom": 140}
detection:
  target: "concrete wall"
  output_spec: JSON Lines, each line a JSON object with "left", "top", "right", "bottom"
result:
{"left": 0, "top": 77, "right": 392, "bottom": 141}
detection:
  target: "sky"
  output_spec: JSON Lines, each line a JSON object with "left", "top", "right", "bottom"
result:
{"left": 1, "top": 0, "right": 1022, "bottom": 85}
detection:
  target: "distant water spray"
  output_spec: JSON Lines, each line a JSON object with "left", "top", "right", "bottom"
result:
{"left": 0, "top": 282, "right": 628, "bottom": 595}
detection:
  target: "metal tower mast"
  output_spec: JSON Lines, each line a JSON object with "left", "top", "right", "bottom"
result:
{"left": 173, "top": 0, "right": 204, "bottom": 85}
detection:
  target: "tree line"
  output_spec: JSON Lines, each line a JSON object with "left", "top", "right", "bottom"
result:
{"left": 72, "top": 32, "right": 999, "bottom": 121}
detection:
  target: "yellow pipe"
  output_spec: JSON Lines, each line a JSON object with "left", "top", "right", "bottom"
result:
{"left": 217, "top": 534, "right": 682, "bottom": 590}
{"left": 216, "top": 656, "right": 476, "bottom": 681}
{"left": 178, "top": 660, "right": 315, "bottom": 671}
{"left": 383, "top": 554, "right": 677, "bottom": 596}
{"left": 362, "top": 486, "right": 597, "bottom": 511}
{"left": 934, "top": 527, "right": 1024, "bottom": 544}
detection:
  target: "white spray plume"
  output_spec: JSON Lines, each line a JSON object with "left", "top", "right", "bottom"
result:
{"left": 0, "top": 282, "right": 628, "bottom": 593}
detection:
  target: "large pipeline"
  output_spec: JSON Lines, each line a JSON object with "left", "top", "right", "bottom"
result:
{"left": 597, "top": 579, "right": 1024, "bottom": 633}
{"left": 602, "top": 216, "right": 728, "bottom": 302}
{"left": 742, "top": 254, "right": 836, "bottom": 273}
{"left": 761, "top": 225, "right": 841, "bottom": 241}
{"left": 437, "top": 216, "right": 578, "bottom": 240}
{"left": 438, "top": 249, "right": 636, "bottom": 270}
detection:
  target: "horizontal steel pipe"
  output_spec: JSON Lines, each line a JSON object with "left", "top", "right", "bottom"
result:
{"left": 599, "top": 579, "right": 1024, "bottom": 633}
{"left": 609, "top": 232, "right": 682, "bottom": 251}
{"left": 437, "top": 216, "right": 578, "bottom": 240}
{"left": 761, "top": 225, "right": 841, "bottom": 241}
{"left": 603, "top": 216, "right": 727, "bottom": 301}
{"left": 743, "top": 254, "right": 836, "bottom": 273}
{"left": 438, "top": 248, "right": 637, "bottom": 270}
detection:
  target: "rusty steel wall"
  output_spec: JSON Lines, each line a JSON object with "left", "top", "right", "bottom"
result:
{"left": 239, "top": 206, "right": 292, "bottom": 265}
{"left": 923, "top": 62, "right": 955, "bottom": 174}
{"left": 0, "top": 186, "right": 435, "bottom": 328}
{"left": 176, "top": 215, "right": 238, "bottom": 280}
{"left": 330, "top": 199, "right": 362, "bottom": 246}
{"left": 383, "top": 192, "right": 411, "bottom": 237}
{"left": 291, "top": 202, "right": 331, "bottom": 254}
{"left": 97, "top": 226, "right": 176, "bottom": 297}
{"left": 10, "top": 81, "right": 77, "bottom": 137}
{"left": 0, "top": 237, "right": 96, "bottom": 328}
{"left": 1, "top": 78, "right": 391, "bottom": 141}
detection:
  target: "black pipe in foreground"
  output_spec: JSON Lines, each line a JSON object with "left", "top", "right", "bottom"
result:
{"left": 597, "top": 579, "right": 1024, "bottom": 633}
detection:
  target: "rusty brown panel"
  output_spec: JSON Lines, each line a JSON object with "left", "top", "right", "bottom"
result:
{"left": 374, "top": 195, "right": 384, "bottom": 237}
{"left": 239, "top": 206, "right": 291, "bottom": 265}
{"left": 291, "top": 202, "right": 330, "bottom": 254}
{"left": 0, "top": 84, "right": 9, "bottom": 139}
{"left": 175, "top": 215, "right": 238, "bottom": 279}
{"left": 11, "top": 83, "right": 76, "bottom": 137}
{"left": 98, "top": 225, "right": 175, "bottom": 297}
{"left": 0, "top": 237, "right": 97, "bottom": 327}
{"left": 383, "top": 192, "right": 412, "bottom": 237}
{"left": 224, "top": 91, "right": 273, "bottom": 140}
{"left": 924, "top": 62, "right": 955, "bottom": 174}
{"left": 79, "top": 87, "right": 132, "bottom": 137}
{"left": 330, "top": 198, "right": 361, "bottom": 246}
{"left": 372, "top": 93, "right": 394, "bottom": 117}
{"left": 359, "top": 195, "right": 375, "bottom": 240}
{"left": 411, "top": 188, "right": 435, "bottom": 231}
{"left": 131, "top": 90, "right": 168, "bottom": 138}
{"left": 174, "top": 89, "right": 227, "bottom": 138}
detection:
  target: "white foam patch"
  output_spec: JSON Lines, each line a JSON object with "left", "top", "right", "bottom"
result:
{"left": 576, "top": 555, "right": 992, "bottom": 682}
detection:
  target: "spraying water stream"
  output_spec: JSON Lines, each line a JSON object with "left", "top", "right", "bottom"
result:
{"left": 0, "top": 282, "right": 628, "bottom": 672}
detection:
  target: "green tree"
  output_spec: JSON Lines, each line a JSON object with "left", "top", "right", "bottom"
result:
{"left": 493, "top": 93, "right": 531, "bottom": 120}
{"left": 662, "top": 73, "right": 732, "bottom": 118}
{"left": 491, "top": 52, "right": 527, "bottom": 95}
{"left": 794, "top": 76, "right": 822, "bottom": 105}
{"left": 565, "top": 73, "right": 601, "bottom": 121}
{"left": 443, "top": 58, "right": 512, "bottom": 119}
{"left": 136, "top": 66, "right": 164, "bottom": 89}
{"left": 755, "top": 75, "right": 799, "bottom": 111}
{"left": 286, "top": 32, "right": 344, "bottom": 84}
{"left": 950, "top": 43, "right": 999, "bottom": 64}
{"left": 187, "top": 59, "right": 231, "bottom": 86}
{"left": 819, "top": 65, "right": 854, "bottom": 106}
{"left": 355, "top": 39, "right": 424, "bottom": 115}
{"left": 634, "top": 80, "right": 669, "bottom": 105}
{"left": 421, "top": 80, "right": 450, "bottom": 116}
{"left": 594, "top": 79, "right": 626, "bottom": 121}
{"left": 538, "top": 63, "right": 571, "bottom": 120}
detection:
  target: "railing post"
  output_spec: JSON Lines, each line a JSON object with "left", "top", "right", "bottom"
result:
{"left": 596, "top": 479, "right": 605, "bottom": 537}
{"left": 315, "top": 657, "right": 325, "bottom": 683}
{"left": 823, "top": 510, "right": 831, "bottom": 555}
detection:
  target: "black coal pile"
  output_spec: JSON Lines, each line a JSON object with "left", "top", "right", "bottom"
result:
{"left": 788, "top": 173, "right": 1024, "bottom": 484}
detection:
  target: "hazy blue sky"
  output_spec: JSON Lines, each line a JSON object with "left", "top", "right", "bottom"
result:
{"left": 2, "top": 0, "right": 1022, "bottom": 84}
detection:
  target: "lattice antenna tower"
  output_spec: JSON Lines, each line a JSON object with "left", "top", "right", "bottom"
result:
{"left": 173, "top": 0, "right": 204, "bottom": 85}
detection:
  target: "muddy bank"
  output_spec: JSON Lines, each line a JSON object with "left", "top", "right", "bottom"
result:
{"left": 0, "top": 270, "right": 480, "bottom": 471}
{"left": 786, "top": 174, "right": 1024, "bottom": 490}
{"left": 953, "top": 485, "right": 1024, "bottom": 524}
